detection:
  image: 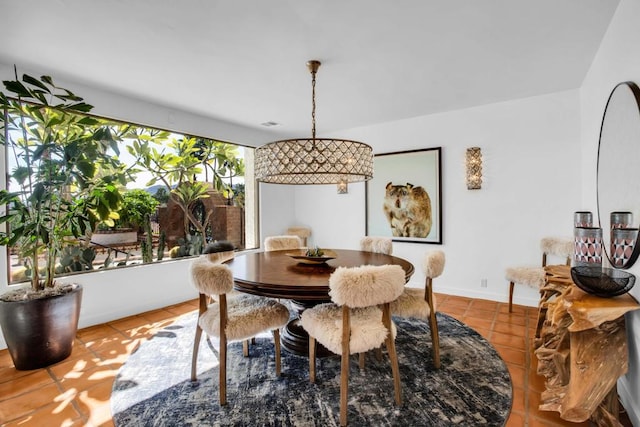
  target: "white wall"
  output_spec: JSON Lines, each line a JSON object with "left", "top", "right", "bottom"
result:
{"left": 0, "top": 259, "right": 198, "bottom": 350}
{"left": 580, "top": 0, "right": 640, "bottom": 423}
{"left": 293, "top": 90, "right": 582, "bottom": 304}
{"left": 259, "top": 183, "right": 297, "bottom": 243}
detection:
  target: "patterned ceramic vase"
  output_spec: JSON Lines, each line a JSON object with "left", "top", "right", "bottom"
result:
{"left": 611, "top": 227, "right": 638, "bottom": 267}
{"left": 573, "top": 226, "right": 602, "bottom": 267}
{"left": 574, "top": 211, "right": 593, "bottom": 227}
{"left": 610, "top": 211, "right": 633, "bottom": 229}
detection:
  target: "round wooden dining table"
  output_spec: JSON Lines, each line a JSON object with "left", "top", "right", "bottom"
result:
{"left": 225, "top": 249, "right": 415, "bottom": 356}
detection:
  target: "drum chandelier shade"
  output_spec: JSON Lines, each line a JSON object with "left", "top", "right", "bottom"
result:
{"left": 255, "top": 60, "right": 374, "bottom": 185}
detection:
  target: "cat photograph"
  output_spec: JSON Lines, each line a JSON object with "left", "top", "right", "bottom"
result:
{"left": 383, "top": 182, "right": 432, "bottom": 238}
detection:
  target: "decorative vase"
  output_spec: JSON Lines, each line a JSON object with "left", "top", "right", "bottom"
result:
{"left": 573, "top": 227, "right": 603, "bottom": 267}
{"left": 611, "top": 227, "right": 639, "bottom": 267}
{"left": 574, "top": 211, "right": 593, "bottom": 227}
{"left": 610, "top": 211, "right": 633, "bottom": 229}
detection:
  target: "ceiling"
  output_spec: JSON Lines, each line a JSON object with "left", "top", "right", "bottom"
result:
{"left": 0, "top": 0, "right": 620, "bottom": 139}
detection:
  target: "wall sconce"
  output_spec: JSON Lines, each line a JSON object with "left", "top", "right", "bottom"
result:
{"left": 465, "top": 147, "right": 482, "bottom": 190}
{"left": 337, "top": 177, "right": 348, "bottom": 194}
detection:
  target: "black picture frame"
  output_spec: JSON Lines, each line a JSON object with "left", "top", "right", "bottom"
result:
{"left": 366, "top": 147, "right": 442, "bottom": 244}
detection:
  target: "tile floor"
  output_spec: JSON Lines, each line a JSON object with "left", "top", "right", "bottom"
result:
{"left": 0, "top": 294, "right": 632, "bottom": 426}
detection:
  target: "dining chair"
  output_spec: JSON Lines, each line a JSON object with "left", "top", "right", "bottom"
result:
{"left": 300, "top": 264, "right": 405, "bottom": 426}
{"left": 360, "top": 236, "right": 393, "bottom": 255}
{"left": 358, "top": 236, "right": 393, "bottom": 365}
{"left": 189, "top": 256, "right": 290, "bottom": 405}
{"left": 505, "top": 236, "right": 572, "bottom": 313}
{"left": 264, "top": 235, "right": 304, "bottom": 251}
{"left": 202, "top": 240, "right": 236, "bottom": 264}
{"left": 286, "top": 226, "right": 312, "bottom": 247}
{"left": 390, "top": 250, "right": 444, "bottom": 369}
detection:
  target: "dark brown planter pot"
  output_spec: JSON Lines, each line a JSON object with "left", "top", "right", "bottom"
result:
{"left": 0, "top": 285, "right": 83, "bottom": 370}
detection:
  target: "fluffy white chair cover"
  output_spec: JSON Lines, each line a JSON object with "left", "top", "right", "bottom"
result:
{"left": 191, "top": 257, "right": 234, "bottom": 295}
{"left": 301, "top": 265, "right": 405, "bottom": 355}
{"left": 300, "top": 304, "right": 396, "bottom": 355}
{"left": 199, "top": 294, "right": 290, "bottom": 341}
{"left": 264, "top": 235, "right": 303, "bottom": 252}
{"left": 191, "top": 257, "right": 290, "bottom": 341}
{"left": 391, "top": 288, "right": 433, "bottom": 319}
{"left": 205, "top": 250, "right": 235, "bottom": 264}
{"left": 360, "top": 236, "right": 393, "bottom": 255}
{"left": 505, "top": 266, "right": 545, "bottom": 288}
{"left": 329, "top": 265, "right": 405, "bottom": 308}
{"left": 286, "top": 226, "right": 312, "bottom": 239}
{"left": 286, "top": 227, "right": 312, "bottom": 246}
{"left": 540, "top": 236, "right": 573, "bottom": 259}
{"left": 391, "top": 250, "right": 444, "bottom": 318}
{"left": 423, "top": 250, "right": 445, "bottom": 278}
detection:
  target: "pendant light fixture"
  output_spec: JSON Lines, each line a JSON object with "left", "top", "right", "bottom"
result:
{"left": 255, "top": 60, "right": 373, "bottom": 185}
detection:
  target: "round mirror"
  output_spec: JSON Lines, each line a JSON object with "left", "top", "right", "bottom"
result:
{"left": 597, "top": 81, "right": 640, "bottom": 269}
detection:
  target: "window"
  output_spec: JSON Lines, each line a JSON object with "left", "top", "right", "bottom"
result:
{"left": 3, "top": 107, "right": 257, "bottom": 285}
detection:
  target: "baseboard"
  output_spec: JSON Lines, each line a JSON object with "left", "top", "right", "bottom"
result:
{"left": 431, "top": 285, "right": 539, "bottom": 308}
{"left": 618, "top": 377, "right": 640, "bottom": 426}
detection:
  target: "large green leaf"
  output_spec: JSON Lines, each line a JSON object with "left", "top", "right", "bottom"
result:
{"left": 3, "top": 80, "right": 32, "bottom": 99}
{"left": 22, "top": 74, "right": 52, "bottom": 93}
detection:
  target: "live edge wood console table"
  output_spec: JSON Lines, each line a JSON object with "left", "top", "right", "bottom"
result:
{"left": 535, "top": 265, "right": 640, "bottom": 426}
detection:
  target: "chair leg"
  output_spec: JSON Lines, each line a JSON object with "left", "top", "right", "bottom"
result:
{"left": 309, "top": 336, "right": 317, "bottom": 383}
{"left": 273, "top": 329, "right": 282, "bottom": 377}
{"left": 509, "top": 281, "right": 515, "bottom": 313}
{"left": 219, "top": 334, "right": 227, "bottom": 406}
{"left": 340, "top": 336, "right": 350, "bottom": 426}
{"left": 429, "top": 310, "right": 441, "bottom": 369}
{"left": 386, "top": 333, "right": 402, "bottom": 406}
{"left": 243, "top": 340, "right": 249, "bottom": 357}
{"left": 382, "top": 304, "right": 402, "bottom": 406}
{"left": 192, "top": 294, "right": 208, "bottom": 381}
{"left": 358, "top": 352, "right": 365, "bottom": 369}
{"left": 191, "top": 322, "right": 203, "bottom": 381}
{"left": 340, "top": 306, "right": 351, "bottom": 426}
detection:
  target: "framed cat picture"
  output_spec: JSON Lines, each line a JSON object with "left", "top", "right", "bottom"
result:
{"left": 366, "top": 147, "right": 442, "bottom": 244}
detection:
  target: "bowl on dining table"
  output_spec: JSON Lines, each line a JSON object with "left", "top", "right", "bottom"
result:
{"left": 286, "top": 249, "right": 337, "bottom": 265}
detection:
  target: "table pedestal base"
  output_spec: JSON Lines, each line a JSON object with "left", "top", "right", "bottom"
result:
{"left": 281, "top": 300, "right": 332, "bottom": 357}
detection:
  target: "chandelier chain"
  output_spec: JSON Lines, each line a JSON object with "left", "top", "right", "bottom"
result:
{"left": 311, "top": 67, "right": 317, "bottom": 140}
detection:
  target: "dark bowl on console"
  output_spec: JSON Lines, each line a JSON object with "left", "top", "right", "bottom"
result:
{"left": 570, "top": 266, "right": 636, "bottom": 298}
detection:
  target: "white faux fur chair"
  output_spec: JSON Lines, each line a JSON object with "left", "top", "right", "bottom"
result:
{"left": 189, "top": 257, "right": 290, "bottom": 405}
{"left": 360, "top": 236, "right": 393, "bottom": 255}
{"left": 264, "top": 235, "right": 304, "bottom": 252}
{"left": 357, "top": 236, "right": 394, "bottom": 365}
{"left": 300, "top": 264, "right": 405, "bottom": 426}
{"left": 505, "top": 236, "right": 573, "bottom": 313}
{"left": 391, "top": 250, "right": 444, "bottom": 369}
{"left": 286, "top": 226, "right": 312, "bottom": 247}
{"left": 204, "top": 249, "right": 235, "bottom": 264}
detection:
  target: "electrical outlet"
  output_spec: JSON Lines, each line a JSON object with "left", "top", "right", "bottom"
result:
{"left": 481, "top": 278, "right": 488, "bottom": 288}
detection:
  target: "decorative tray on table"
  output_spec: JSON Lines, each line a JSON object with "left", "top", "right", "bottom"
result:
{"left": 286, "top": 248, "right": 336, "bottom": 265}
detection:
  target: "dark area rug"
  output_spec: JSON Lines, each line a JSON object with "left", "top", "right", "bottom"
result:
{"left": 111, "top": 311, "right": 512, "bottom": 426}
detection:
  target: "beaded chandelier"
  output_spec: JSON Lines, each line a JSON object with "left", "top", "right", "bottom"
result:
{"left": 255, "top": 60, "right": 373, "bottom": 185}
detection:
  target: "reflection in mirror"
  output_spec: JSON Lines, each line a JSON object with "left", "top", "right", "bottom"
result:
{"left": 597, "top": 81, "right": 640, "bottom": 269}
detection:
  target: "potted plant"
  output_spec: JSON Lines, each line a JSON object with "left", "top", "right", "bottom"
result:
{"left": 0, "top": 72, "right": 126, "bottom": 370}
